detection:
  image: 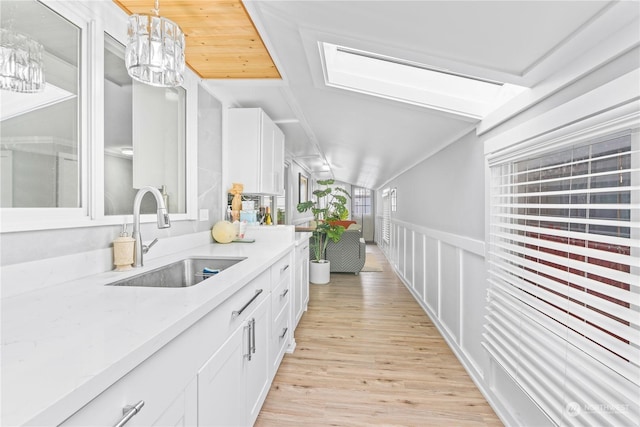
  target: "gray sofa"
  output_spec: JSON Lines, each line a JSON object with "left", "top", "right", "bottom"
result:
{"left": 325, "top": 229, "right": 366, "bottom": 274}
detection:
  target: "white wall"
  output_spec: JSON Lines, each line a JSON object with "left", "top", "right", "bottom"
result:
{"left": 375, "top": 46, "right": 639, "bottom": 427}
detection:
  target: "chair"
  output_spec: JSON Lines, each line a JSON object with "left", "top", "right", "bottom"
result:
{"left": 325, "top": 229, "right": 366, "bottom": 274}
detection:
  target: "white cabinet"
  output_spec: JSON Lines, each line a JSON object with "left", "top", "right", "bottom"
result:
{"left": 294, "top": 236, "right": 310, "bottom": 329}
{"left": 227, "top": 108, "right": 285, "bottom": 195}
{"left": 245, "top": 296, "right": 271, "bottom": 424}
{"left": 272, "top": 124, "right": 285, "bottom": 196}
{"left": 61, "top": 249, "right": 295, "bottom": 427}
{"left": 270, "top": 252, "right": 292, "bottom": 373}
{"left": 197, "top": 270, "right": 272, "bottom": 427}
{"left": 197, "top": 325, "right": 244, "bottom": 426}
{"left": 61, "top": 326, "right": 199, "bottom": 427}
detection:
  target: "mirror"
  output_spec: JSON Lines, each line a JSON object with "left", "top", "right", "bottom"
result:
{"left": 0, "top": 0, "right": 80, "bottom": 208}
{"left": 103, "top": 33, "right": 186, "bottom": 215}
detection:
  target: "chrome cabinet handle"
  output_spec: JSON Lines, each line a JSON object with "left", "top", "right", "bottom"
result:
{"left": 250, "top": 318, "right": 256, "bottom": 355}
{"left": 232, "top": 289, "right": 263, "bottom": 318}
{"left": 244, "top": 322, "right": 252, "bottom": 361}
{"left": 280, "top": 288, "right": 289, "bottom": 298}
{"left": 114, "top": 400, "right": 144, "bottom": 427}
{"left": 279, "top": 327, "right": 288, "bottom": 340}
{"left": 280, "top": 264, "right": 290, "bottom": 274}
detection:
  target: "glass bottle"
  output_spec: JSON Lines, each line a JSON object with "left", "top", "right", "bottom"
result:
{"left": 265, "top": 206, "right": 272, "bottom": 225}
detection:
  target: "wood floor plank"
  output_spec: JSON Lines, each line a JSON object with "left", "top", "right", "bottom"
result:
{"left": 256, "top": 244, "right": 502, "bottom": 427}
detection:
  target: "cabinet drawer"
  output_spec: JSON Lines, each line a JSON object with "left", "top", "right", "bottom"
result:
{"left": 61, "top": 328, "right": 196, "bottom": 426}
{"left": 270, "top": 253, "right": 292, "bottom": 286}
{"left": 195, "top": 269, "right": 270, "bottom": 359}
{"left": 271, "top": 275, "right": 290, "bottom": 322}
{"left": 271, "top": 304, "right": 290, "bottom": 373}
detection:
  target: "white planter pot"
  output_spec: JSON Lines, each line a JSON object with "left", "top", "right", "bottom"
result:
{"left": 309, "top": 260, "right": 330, "bottom": 284}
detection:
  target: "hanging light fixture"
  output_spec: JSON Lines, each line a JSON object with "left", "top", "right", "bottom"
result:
{"left": 0, "top": 28, "right": 45, "bottom": 93}
{"left": 125, "top": 0, "right": 185, "bottom": 88}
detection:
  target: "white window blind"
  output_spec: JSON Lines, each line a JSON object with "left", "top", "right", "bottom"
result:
{"left": 382, "top": 188, "right": 390, "bottom": 243}
{"left": 484, "top": 131, "right": 640, "bottom": 426}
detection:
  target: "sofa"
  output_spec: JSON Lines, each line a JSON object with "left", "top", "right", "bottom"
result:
{"left": 325, "top": 229, "right": 366, "bottom": 274}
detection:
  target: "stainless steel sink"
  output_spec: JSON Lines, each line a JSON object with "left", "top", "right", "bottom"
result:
{"left": 107, "top": 257, "right": 246, "bottom": 288}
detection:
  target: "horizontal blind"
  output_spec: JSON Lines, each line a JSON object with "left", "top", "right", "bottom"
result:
{"left": 484, "top": 131, "right": 640, "bottom": 426}
{"left": 382, "top": 189, "right": 390, "bottom": 243}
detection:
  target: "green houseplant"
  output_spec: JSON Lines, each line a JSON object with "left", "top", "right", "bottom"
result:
{"left": 296, "top": 179, "right": 351, "bottom": 263}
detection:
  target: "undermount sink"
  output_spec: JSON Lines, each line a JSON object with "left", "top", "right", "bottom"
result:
{"left": 107, "top": 257, "right": 246, "bottom": 288}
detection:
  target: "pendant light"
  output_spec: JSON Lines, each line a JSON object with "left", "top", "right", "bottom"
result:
{"left": 125, "top": 0, "right": 185, "bottom": 88}
{"left": 0, "top": 27, "right": 45, "bottom": 93}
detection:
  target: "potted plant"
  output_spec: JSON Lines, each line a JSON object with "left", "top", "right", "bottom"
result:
{"left": 297, "top": 179, "right": 351, "bottom": 284}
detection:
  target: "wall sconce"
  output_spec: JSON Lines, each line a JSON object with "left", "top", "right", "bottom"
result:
{"left": 125, "top": 0, "right": 185, "bottom": 87}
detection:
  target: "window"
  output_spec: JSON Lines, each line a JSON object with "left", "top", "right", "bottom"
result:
{"left": 352, "top": 187, "right": 371, "bottom": 216}
{"left": 484, "top": 131, "right": 639, "bottom": 425}
{"left": 0, "top": 1, "right": 197, "bottom": 232}
{"left": 0, "top": 0, "right": 82, "bottom": 210}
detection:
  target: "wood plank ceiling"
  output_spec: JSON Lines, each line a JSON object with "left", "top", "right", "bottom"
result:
{"left": 113, "top": 0, "right": 280, "bottom": 79}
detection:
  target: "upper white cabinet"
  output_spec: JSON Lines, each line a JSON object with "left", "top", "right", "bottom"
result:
{"left": 227, "top": 108, "right": 285, "bottom": 195}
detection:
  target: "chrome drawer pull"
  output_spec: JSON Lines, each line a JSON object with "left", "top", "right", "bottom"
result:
{"left": 232, "top": 289, "right": 263, "bottom": 317}
{"left": 280, "top": 288, "right": 289, "bottom": 298}
{"left": 280, "top": 264, "right": 290, "bottom": 274}
{"left": 114, "top": 400, "right": 144, "bottom": 427}
{"left": 250, "top": 318, "right": 256, "bottom": 354}
{"left": 244, "top": 323, "right": 252, "bottom": 361}
{"left": 279, "top": 327, "right": 288, "bottom": 339}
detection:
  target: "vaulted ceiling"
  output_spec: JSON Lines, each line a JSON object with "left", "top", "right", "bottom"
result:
{"left": 118, "top": 1, "right": 637, "bottom": 190}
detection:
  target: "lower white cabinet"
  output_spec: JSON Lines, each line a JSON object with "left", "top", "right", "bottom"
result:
{"left": 154, "top": 378, "right": 198, "bottom": 427}
{"left": 60, "top": 248, "right": 300, "bottom": 427}
{"left": 60, "top": 327, "right": 198, "bottom": 427}
{"left": 294, "top": 237, "right": 310, "bottom": 329}
{"left": 197, "top": 296, "right": 270, "bottom": 427}
{"left": 270, "top": 253, "right": 292, "bottom": 373}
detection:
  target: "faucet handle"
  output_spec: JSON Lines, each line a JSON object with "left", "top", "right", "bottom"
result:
{"left": 142, "top": 238, "right": 159, "bottom": 254}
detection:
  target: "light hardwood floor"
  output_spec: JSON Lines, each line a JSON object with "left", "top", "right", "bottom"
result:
{"left": 255, "top": 244, "right": 502, "bottom": 427}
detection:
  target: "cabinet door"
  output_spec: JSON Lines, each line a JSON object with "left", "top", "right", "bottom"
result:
{"left": 295, "top": 241, "right": 310, "bottom": 328}
{"left": 245, "top": 296, "right": 271, "bottom": 426}
{"left": 259, "top": 112, "right": 275, "bottom": 194}
{"left": 152, "top": 377, "right": 197, "bottom": 426}
{"left": 273, "top": 125, "right": 285, "bottom": 195}
{"left": 197, "top": 325, "right": 245, "bottom": 427}
{"left": 227, "top": 108, "right": 261, "bottom": 193}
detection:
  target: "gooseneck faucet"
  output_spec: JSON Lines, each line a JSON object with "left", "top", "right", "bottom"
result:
{"left": 132, "top": 186, "right": 171, "bottom": 267}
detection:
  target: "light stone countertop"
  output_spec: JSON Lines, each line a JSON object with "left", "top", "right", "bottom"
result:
{"left": 1, "top": 229, "right": 296, "bottom": 426}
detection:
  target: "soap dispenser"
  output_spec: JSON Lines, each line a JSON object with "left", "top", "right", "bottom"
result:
{"left": 113, "top": 224, "right": 135, "bottom": 271}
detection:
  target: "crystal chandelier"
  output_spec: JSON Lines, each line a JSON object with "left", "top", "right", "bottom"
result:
{"left": 125, "top": 0, "right": 185, "bottom": 88}
{"left": 0, "top": 28, "right": 45, "bottom": 93}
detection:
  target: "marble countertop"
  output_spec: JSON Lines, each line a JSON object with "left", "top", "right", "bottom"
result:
{"left": 1, "top": 231, "right": 295, "bottom": 426}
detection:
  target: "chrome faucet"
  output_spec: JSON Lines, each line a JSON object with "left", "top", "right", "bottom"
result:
{"left": 132, "top": 186, "right": 171, "bottom": 267}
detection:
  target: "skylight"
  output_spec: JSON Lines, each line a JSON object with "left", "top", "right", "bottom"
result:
{"left": 320, "top": 42, "right": 527, "bottom": 120}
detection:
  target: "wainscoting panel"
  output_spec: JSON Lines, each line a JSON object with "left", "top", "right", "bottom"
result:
{"left": 439, "top": 242, "right": 460, "bottom": 344}
{"left": 460, "top": 250, "right": 489, "bottom": 376}
{"left": 405, "top": 230, "right": 415, "bottom": 291}
{"left": 413, "top": 233, "right": 425, "bottom": 301}
{"left": 397, "top": 224, "right": 405, "bottom": 277}
{"left": 424, "top": 236, "right": 439, "bottom": 317}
